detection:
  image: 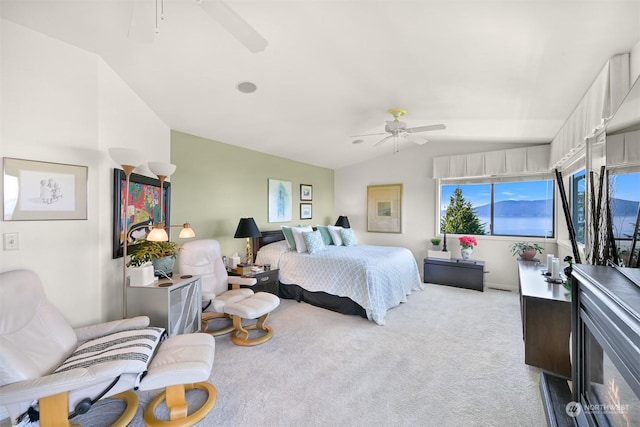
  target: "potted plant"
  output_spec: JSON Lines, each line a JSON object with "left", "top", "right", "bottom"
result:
{"left": 430, "top": 238, "right": 442, "bottom": 250}
{"left": 509, "top": 242, "right": 544, "bottom": 260}
{"left": 128, "top": 240, "right": 180, "bottom": 276}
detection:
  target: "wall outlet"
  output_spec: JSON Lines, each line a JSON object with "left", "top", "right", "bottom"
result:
{"left": 3, "top": 233, "right": 19, "bottom": 251}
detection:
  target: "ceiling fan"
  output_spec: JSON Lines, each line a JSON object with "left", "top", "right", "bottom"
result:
{"left": 128, "top": 0, "right": 268, "bottom": 53}
{"left": 352, "top": 109, "right": 446, "bottom": 153}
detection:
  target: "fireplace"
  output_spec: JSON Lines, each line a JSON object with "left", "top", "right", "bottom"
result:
{"left": 539, "top": 265, "right": 640, "bottom": 426}
{"left": 570, "top": 265, "right": 640, "bottom": 426}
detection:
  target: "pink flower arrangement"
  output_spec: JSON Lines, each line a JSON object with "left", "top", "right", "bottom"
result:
{"left": 458, "top": 235, "right": 477, "bottom": 249}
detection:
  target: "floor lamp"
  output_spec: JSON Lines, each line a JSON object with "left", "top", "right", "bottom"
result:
{"left": 109, "top": 149, "right": 195, "bottom": 318}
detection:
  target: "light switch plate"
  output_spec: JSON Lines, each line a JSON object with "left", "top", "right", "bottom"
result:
{"left": 3, "top": 233, "right": 19, "bottom": 250}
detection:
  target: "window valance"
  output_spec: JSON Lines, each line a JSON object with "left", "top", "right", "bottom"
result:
{"left": 607, "top": 130, "right": 640, "bottom": 167}
{"left": 433, "top": 144, "right": 550, "bottom": 179}
{"left": 549, "top": 54, "right": 630, "bottom": 169}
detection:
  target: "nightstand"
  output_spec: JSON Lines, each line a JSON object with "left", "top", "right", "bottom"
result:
{"left": 228, "top": 268, "right": 279, "bottom": 295}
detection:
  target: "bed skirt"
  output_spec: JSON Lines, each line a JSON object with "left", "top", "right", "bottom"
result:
{"left": 278, "top": 282, "right": 367, "bottom": 319}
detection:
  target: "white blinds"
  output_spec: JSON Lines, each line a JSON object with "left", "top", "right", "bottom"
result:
{"left": 433, "top": 144, "right": 550, "bottom": 179}
{"left": 549, "top": 54, "right": 630, "bottom": 169}
{"left": 607, "top": 130, "right": 640, "bottom": 167}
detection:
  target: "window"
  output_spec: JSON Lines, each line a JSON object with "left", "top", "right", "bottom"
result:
{"left": 440, "top": 179, "right": 554, "bottom": 237}
{"left": 571, "top": 169, "right": 586, "bottom": 244}
{"left": 610, "top": 171, "right": 640, "bottom": 240}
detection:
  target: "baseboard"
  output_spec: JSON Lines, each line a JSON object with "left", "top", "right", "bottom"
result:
{"left": 485, "top": 281, "right": 517, "bottom": 292}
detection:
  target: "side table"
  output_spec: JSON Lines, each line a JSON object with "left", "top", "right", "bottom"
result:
{"left": 228, "top": 268, "right": 279, "bottom": 295}
{"left": 423, "top": 257, "right": 485, "bottom": 291}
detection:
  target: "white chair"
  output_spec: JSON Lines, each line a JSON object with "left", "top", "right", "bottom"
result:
{"left": 179, "top": 239, "right": 280, "bottom": 345}
{"left": 0, "top": 269, "right": 217, "bottom": 427}
{"left": 179, "top": 239, "right": 256, "bottom": 336}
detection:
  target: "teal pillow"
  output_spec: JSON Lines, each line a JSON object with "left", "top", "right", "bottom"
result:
{"left": 316, "top": 225, "right": 333, "bottom": 245}
{"left": 340, "top": 228, "right": 357, "bottom": 246}
{"left": 302, "top": 230, "right": 326, "bottom": 254}
{"left": 281, "top": 226, "right": 296, "bottom": 251}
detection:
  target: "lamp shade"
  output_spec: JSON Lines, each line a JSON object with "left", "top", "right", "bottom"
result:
{"left": 335, "top": 216, "right": 351, "bottom": 228}
{"left": 108, "top": 147, "right": 144, "bottom": 168}
{"left": 148, "top": 162, "right": 176, "bottom": 177}
{"left": 146, "top": 225, "right": 169, "bottom": 242}
{"left": 234, "top": 217, "right": 261, "bottom": 238}
{"left": 178, "top": 223, "right": 196, "bottom": 239}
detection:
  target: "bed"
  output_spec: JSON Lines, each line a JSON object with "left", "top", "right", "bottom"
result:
{"left": 254, "top": 230, "right": 423, "bottom": 325}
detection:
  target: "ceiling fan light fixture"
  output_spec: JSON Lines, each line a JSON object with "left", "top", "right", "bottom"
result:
{"left": 237, "top": 81, "right": 257, "bottom": 93}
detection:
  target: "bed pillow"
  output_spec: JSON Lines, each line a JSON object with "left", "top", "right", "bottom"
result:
{"left": 255, "top": 240, "right": 289, "bottom": 267}
{"left": 316, "top": 225, "right": 333, "bottom": 245}
{"left": 340, "top": 228, "right": 357, "bottom": 246}
{"left": 328, "top": 226, "right": 344, "bottom": 246}
{"left": 281, "top": 226, "right": 297, "bottom": 251}
{"left": 302, "top": 230, "right": 326, "bottom": 254}
{"left": 292, "top": 226, "right": 314, "bottom": 253}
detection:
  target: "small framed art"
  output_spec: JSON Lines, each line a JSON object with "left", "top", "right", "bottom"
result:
{"left": 300, "top": 184, "right": 313, "bottom": 201}
{"left": 300, "top": 203, "right": 312, "bottom": 220}
{"left": 3, "top": 157, "right": 88, "bottom": 221}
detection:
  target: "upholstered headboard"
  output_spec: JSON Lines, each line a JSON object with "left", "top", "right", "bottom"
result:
{"left": 252, "top": 230, "right": 285, "bottom": 262}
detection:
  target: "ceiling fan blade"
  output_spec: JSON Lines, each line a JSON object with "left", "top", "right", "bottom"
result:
{"left": 405, "top": 136, "right": 429, "bottom": 145}
{"left": 406, "top": 124, "right": 446, "bottom": 133}
{"left": 373, "top": 136, "right": 393, "bottom": 147}
{"left": 350, "top": 132, "right": 388, "bottom": 138}
{"left": 196, "top": 0, "right": 268, "bottom": 53}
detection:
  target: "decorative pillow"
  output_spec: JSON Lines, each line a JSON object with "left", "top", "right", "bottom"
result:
{"left": 316, "top": 225, "right": 333, "bottom": 245}
{"left": 255, "top": 240, "right": 289, "bottom": 267}
{"left": 328, "top": 226, "right": 344, "bottom": 246}
{"left": 302, "top": 230, "right": 326, "bottom": 254}
{"left": 281, "top": 226, "right": 296, "bottom": 251}
{"left": 55, "top": 327, "right": 165, "bottom": 374}
{"left": 340, "top": 228, "right": 357, "bottom": 246}
{"left": 291, "top": 226, "right": 314, "bottom": 253}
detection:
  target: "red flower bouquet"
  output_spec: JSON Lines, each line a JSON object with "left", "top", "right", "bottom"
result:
{"left": 458, "top": 235, "right": 477, "bottom": 249}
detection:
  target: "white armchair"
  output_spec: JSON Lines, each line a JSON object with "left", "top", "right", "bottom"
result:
{"left": 179, "top": 239, "right": 256, "bottom": 335}
{"left": 0, "top": 269, "right": 217, "bottom": 427}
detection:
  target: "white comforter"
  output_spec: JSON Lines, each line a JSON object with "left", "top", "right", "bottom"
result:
{"left": 256, "top": 241, "right": 423, "bottom": 325}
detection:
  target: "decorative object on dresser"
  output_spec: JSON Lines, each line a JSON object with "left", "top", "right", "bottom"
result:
{"left": 234, "top": 217, "right": 262, "bottom": 265}
{"left": 458, "top": 235, "right": 477, "bottom": 260}
{"left": 424, "top": 257, "right": 485, "bottom": 291}
{"left": 2, "top": 157, "right": 88, "bottom": 221}
{"left": 430, "top": 237, "right": 441, "bottom": 250}
{"left": 367, "top": 183, "right": 402, "bottom": 233}
{"left": 510, "top": 241, "right": 543, "bottom": 260}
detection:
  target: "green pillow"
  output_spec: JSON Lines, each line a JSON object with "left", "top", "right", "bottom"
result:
{"left": 281, "top": 226, "right": 296, "bottom": 251}
{"left": 316, "top": 225, "right": 333, "bottom": 245}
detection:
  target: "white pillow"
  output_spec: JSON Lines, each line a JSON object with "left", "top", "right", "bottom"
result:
{"left": 291, "top": 226, "right": 314, "bottom": 253}
{"left": 328, "top": 226, "right": 344, "bottom": 246}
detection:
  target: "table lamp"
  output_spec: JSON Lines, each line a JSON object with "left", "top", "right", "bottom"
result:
{"left": 234, "top": 217, "right": 261, "bottom": 265}
{"left": 335, "top": 216, "right": 351, "bottom": 228}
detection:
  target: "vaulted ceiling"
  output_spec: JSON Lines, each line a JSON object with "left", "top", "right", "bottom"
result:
{"left": 2, "top": 1, "right": 639, "bottom": 169}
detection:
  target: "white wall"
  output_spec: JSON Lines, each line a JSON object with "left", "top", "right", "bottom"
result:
{"left": 335, "top": 142, "right": 556, "bottom": 291}
{"left": 1, "top": 19, "right": 170, "bottom": 326}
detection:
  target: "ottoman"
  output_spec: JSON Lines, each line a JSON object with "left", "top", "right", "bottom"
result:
{"left": 139, "top": 333, "right": 216, "bottom": 426}
{"left": 224, "top": 292, "right": 280, "bottom": 346}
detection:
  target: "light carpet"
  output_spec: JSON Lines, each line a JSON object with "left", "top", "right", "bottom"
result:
{"left": 74, "top": 284, "right": 546, "bottom": 426}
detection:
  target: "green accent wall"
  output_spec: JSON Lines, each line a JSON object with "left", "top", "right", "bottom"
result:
{"left": 170, "top": 130, "right": 334, "bottom": 259}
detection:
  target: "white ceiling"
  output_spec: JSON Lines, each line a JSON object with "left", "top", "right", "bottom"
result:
{"left": 2, "top": 1, "right": 639, "bottom": 169}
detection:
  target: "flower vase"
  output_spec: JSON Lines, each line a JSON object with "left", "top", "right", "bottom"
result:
{"left": 460, "top": 247, "right": 473, "bottom": 260}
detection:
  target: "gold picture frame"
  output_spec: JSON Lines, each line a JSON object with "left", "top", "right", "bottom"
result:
{"left": 367, "top": 184, "right": 402, "bottom": 233}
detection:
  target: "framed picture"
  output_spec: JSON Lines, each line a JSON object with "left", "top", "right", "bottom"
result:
{"left": 113, "top": 169, "right": 171, "bottom": 258}
{"left": 300, "top": 203, "right": 312, "bottom": 220}
{"left": 3, "top": 157, "right": 88, "bottom": 221}
{"left": 300, "top": 184, "right": 313, "bottom": 201}
{"left": 268, "top": 178, "right": 292, "bottom": 223}
{"left": 367, "top": 184, "right": 402, "bottom": 233}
